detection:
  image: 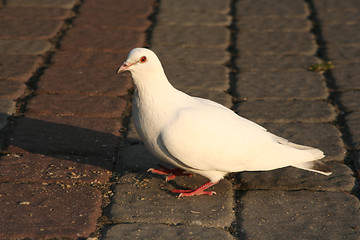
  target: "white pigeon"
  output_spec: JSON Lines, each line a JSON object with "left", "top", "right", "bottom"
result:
{"left": 117, "top": 48, "right": 331, "bottom": 197}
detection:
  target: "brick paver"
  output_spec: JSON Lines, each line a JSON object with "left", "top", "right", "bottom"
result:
{"left": 0, "top": 0, "right": 152, "bottom": 238}
{"left": 0, "top": 0, "right": 360, "bottom": 239}
{"left": 0, "top": 183, "right": 102, "bottom": 239}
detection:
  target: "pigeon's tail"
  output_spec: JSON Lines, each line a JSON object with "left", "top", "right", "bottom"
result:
{"left": 270, "top": 133, "right": 331, "bottom": 176}
{"left": 293, "top": 160, "right": 332, "bottom": 176}
{"left": 291, "top": 148, "right": 331, "bottom": 176}
{"left": 291, "top": 144, "right": 331, "bottom": 176}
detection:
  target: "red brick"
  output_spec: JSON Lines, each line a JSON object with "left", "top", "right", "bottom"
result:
{"left": 60, "top": 27, "right": 145, "bottom": 52}
{"left": 0, "top": 19, "right": 64, "bottom": 40}
{"left": 51, "top": 50, "right": 127, "bottom": 68}
{"left": 79, "top": 0, "right": 155, "bottom": 18}
{"left": 7, "top": 114, "right": 123, "bottom": 156}
{"left": 0, "top": 7, "right": 73, "bottom": 20}
{"left": 0, "top": 153, "right": 112, "bottom": 184}
{"left": 37, "top": 66, "right": 132, "bottom": 96}
{"left": 0, "top": 183, "right": 102, "bottom": 239}
{"left": 26, "top": 95, "right": 127, "bottom": 117}
{"left": 0, "top": 80, "right": 26, "bottom": 100}
{"left": 0, "top": 55, "right": 43, "bottom": 81}
{"left": 6, "top": 0, "right": 78, "bottom": 8}
{"left": 74, "top": 14, "right": 151, "bottom": 31}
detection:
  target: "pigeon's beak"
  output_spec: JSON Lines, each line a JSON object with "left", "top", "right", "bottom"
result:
{"left": 117, "top": 61, "right": 132, "bottom": 73}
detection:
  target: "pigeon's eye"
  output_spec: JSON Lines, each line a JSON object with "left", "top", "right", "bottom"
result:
{"left": 140, "top": 56, "right": 147, "bottom": 63}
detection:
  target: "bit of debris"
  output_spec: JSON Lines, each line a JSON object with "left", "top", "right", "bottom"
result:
{"left": 308, "top": 61, "right": 334, "bottom": 73}
{"left": 190, "top": 210, "right": 201, "bottom": 214}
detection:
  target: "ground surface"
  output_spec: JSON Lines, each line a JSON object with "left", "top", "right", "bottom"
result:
{"left": 0, "top": 0, "right": 359, "bottom": 239}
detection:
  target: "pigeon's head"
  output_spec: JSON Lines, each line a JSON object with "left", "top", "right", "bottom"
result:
{"left": 117, "top": 48, "right": 161, "bottom": 74}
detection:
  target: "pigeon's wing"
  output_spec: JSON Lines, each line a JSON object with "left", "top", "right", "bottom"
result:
{"left": 160, "top": 104, "right": 274, "bottom": 172}
{"left": 160, "top": 102, "right": 324, "bottom": 173}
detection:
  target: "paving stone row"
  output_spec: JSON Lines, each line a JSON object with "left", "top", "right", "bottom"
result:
{"left": 0, "top": 0, "right": 76, "bottom": 139}
{"left": 0, "top": 0, "right": 153, "bottom": 238}
{"left": 233, "top": 0, "right": 360, "bottom": 239}
{"left": 312, "top": 0, "right": 360, "bottom": 173}
{"left": 103, "top": 0, "right": 237, "bottom": 238}
{"left": 101, "top": 0, "right": 360, "bottom": 238}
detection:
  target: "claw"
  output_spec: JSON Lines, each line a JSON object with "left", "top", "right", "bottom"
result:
{"left": 172, "top": 181, "right": 219, "bottom": 198}
{"left": 147, "top": 165, "right": 192, "bottom": 181}
{"left": 165, "top": 174, "right": 175, "bottom": 182}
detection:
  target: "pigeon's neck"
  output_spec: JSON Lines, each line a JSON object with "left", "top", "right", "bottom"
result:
{"left": 131, "top": 68, "right": 188, "bottom": 142}
{"left": 130, "top": 68, "right": 189, "bottom": 125}
{"left": 131, "top": 69, "right": 177, "bottom": 100}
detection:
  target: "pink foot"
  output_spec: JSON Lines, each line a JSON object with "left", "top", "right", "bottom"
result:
{"left": 147, "top": 164, "right": 192, "bottom": 182}
{"left": 171, "top": 181, "right": 219, "bottom": 198}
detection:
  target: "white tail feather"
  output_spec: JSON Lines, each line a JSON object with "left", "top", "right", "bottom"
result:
{"left": 270, "top": 133, "right": 331, "bottom": 175}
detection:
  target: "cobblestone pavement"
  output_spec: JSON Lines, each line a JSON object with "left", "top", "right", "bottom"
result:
{"left": 0, "top": 0, "right": 359, "bottom": 239}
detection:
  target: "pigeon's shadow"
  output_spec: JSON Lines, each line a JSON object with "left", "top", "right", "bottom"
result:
{"left": 1, "top": 115, "right": 120, "bottom": 171}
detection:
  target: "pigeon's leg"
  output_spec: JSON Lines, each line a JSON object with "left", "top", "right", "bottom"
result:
{"left": 172, "top": 181, "right": 219, "bottom": 197}
{"left": 148, "top": 164, "right": 192, "bottom": 182}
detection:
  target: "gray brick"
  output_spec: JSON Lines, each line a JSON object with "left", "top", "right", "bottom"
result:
{"left": 0, "top": 40, "right": 51, "bottom": 55}
{"left": 160, "top": 0, "right": 231, "bottom": 14}
{"left": 162, "top": 62, "right": 229, "bottom": 92}
{"left": 346, "top": 112, "right": 360, "bottom": 150}
{"left": 236, "top": 32, "right": 316, "bottom": 55}
{"left": 313, "top": 0, "right": 360, "bottom": 11}
{"left": 236, "top": 17, "right": 311, "bottom": 32}
{"left": 236, "top": 162, "right": 353, "bottom": 192}
{"left": 236, "top": 100, "right": 337, "bottom": 123}
{"left": 236, "top": 55, "right": 320, "bottom": 72}
{"left": 317, "top": 11, "right": 360, "bottom": 24}
{"left": 106, "top": 173, "right": 234, "bottom": 228}
{"left": 322, "top": 24, "right": 360, "bottom": 45}
{"left": 326, "top": 46, "right": 360, "bottom": 62}
{"left": 6, "top": 0, "right": 80, "bottom": 8}
{"left": 152, "top": 25, "right": 229, "bottom": 49}
{"left": 331, "top": 62, "right": 360, "bottom": 91}
{"left": 237, "top": 191, "right": 360, "bottom": 240}
{"left": 152, "top": 46, "right": 230, "bottom": 65}
{"left": 157, "top": 11, "right": 231, "bottom": 26}
{"left": 339, "top": 91, "right": 360, "bottom": 112}
{"left": 236, "top": 0, "right": 309, "bottom": 18}
{"left": 262, "top": 123, "right": 346, "bottom": 162}
{"left": 235, "top": 72, "right": 327, "bottom": 100}
{"left": 102, "top": 223, "right": 235, "bottom": 240}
